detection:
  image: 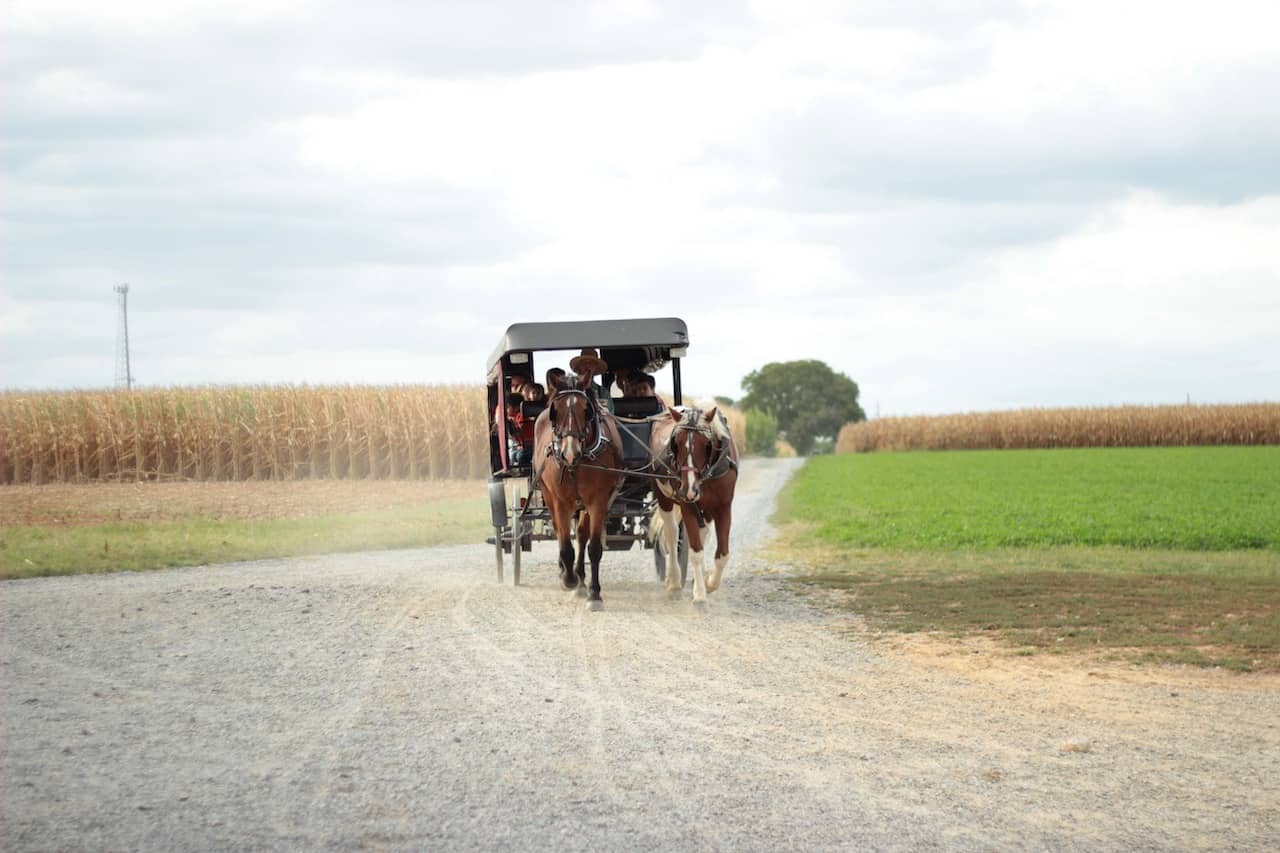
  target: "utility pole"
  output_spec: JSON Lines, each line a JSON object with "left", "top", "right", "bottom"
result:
{"left": 114, "top": 284, "right": 133, "bottom": 390}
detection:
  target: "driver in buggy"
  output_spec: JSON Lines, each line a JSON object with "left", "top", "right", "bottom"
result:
{"left": 568, "top": 348, "right": 614, "bottom": 414}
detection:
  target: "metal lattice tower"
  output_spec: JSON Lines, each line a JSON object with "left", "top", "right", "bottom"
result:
{"left": 114, "top": 284, "right": 133, "bottom": 390}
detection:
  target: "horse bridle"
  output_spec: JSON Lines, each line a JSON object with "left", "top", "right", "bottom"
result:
{"left": 669, "top": 419, "right": 720, "bottom": 496}
{"left": 549, "top": 389, "right": 606, "bottom": 470}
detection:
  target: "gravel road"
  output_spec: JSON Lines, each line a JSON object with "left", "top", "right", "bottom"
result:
{"left": 3, "top": 458, "right": 1278, "bottom": 851}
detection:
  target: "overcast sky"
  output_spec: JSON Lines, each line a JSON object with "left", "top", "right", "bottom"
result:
{"left": 3, "top": 0, "right": 1278, "bottom": 414}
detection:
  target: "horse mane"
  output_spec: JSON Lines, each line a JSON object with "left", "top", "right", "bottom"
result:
{"left": 681, "top": 407, "right": 732, "bottom": 444}
{"left": 709, "top": 411, "right": 732, "bottom": 444}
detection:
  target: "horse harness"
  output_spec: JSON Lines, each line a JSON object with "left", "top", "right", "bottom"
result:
{"left": 537, "top": 401, "right": 735, "bottom": 516}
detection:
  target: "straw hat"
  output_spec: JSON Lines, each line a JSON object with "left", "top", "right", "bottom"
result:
{"left": 569, "top": 347, "right": 608, "bottom": 376}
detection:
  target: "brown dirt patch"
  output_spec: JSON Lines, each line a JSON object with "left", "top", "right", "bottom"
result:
{"left": 847, "top": 619, "right": 1280, "bottom": 692}
{"left": 0, "top": 480, "right": 485, "bottom": 527}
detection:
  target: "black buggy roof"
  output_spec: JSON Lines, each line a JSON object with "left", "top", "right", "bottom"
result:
{"left": 486, "top": 317, "right": 689, "bottom": 379}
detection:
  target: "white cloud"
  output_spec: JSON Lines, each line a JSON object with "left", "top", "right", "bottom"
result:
{"left": 2, "top": 0, "right": 311, "bottom": 36}
{"left": 3, "top": 0, "right": 1279, "bottom": 416}
{"left": 21, "top": 68, "right": 160, "bottom": 117}
{"left": 844, "top": 191, "right": 1280, "bottom": 414}
{"left": 983, "top": 191, "right": 1280, "bottom": 349}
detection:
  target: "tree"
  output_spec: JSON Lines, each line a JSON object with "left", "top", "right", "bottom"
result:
{"left": 739, "top": 360, "right": 865, "bottom": 455}
{"left": 744, "top": 409, "right": 778, "bottom": 457}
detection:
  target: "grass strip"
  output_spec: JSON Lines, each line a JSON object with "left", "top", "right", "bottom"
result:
{"left": 0, "top": 498, "right": 490, "bottom": 580}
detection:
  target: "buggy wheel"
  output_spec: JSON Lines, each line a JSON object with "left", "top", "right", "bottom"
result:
{"left": 512, "top": 487, "right": 523, "bottom": 586}
{"left": 512, "top": 531, "right": 521, "bottom": 585}
{"left": 494, "top": 525, "right": 504, "bottom": 583}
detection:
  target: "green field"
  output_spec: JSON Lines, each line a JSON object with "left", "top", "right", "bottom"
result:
{"left": 783, "top": 446, "right": 1280, "bottom": 551}
{"left": 0, "top": 499, "right": 490, "bottom": 581}
{"left": 778, "top": 447, "right": 1280, "bottom": 671}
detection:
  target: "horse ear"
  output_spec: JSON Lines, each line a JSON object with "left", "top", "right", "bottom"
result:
{"left": 549, "top": 373, "right": 566, "bottom": 392}
{"left": 669, "top": 408, "right": 682, "bottom": 422}
{"left": 703, "top": 407, "right": 718, "bottom": 423}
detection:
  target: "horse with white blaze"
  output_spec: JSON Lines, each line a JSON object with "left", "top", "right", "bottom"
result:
{"left": 650, "top": 407, "right": 739, "bottom": 604}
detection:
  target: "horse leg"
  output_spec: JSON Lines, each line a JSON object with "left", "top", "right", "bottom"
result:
{"left": 656, "top": 496, "right": 681, "bottom": 598}
{"left": 574, "top": 512, "right": 589, "bottom": 598}
{"left": 552, "top": 502, "right": 577, "bottom": 590}
{"left": 683, "top": 508, "right": 708, "bottom": 605}
{"left": 706, "top": 507, "right": 731, "bottom": 593}
{"left": 586, "top": 506, "right": 605, "bottom": 611}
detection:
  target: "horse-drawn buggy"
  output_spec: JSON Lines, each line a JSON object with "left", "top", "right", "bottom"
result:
{"left": 486, "top": 317, "right": 737, "bottom": 609}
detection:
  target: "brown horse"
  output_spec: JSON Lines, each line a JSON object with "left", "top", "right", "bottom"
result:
{"left": 533, "top": 374, "right": 625, "bottom": 610}
{"left": 650, "top": 407, "right": 738, "bottom": 604}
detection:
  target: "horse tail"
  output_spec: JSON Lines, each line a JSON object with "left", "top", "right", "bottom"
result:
{"left": 648, "top": 503, "right": 682, "bottom": 543}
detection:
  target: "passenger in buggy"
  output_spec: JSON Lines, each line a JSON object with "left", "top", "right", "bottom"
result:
{"left": 628, "top": 373, "right": 666, "bottom": 410}
{"left": 517, "top": 385, "right": 540, "bottom": 462}
{"left": 613, "top": 366, "right": 637, "bottom": 397}
{"left": 503, "top": 392, "right": 534, "bottom": 467}
{"left": 494, "top": 374, "right": 529, "bottom": 430}
{"left": 630, "top": 373, "right": 660, "bottom": 399}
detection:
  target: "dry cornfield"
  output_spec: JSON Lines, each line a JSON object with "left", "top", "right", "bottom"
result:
{"left": 719, "top": 406, "right": 747, "bottom": 449}
{"left": 836, "top": 402, "right": 1280, "bottom": 453}
{"left": 0, "top": 386, "right": 490, "bottom": 485}
{"left": 0, "top": 386, "right": 752, "bottom": 485}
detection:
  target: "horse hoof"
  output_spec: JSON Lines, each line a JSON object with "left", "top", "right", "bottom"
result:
{"left": 587, "top": 599, "right": 604, "bottom": 612}
{"left": 575, "top": 584, "right": 589, "bottom": 598}
{"left": 560, "top": 575, "right": 578, "bottom": 591}
{"left": 666, "top": 588, "right": 683, "bottom": 601}
{"left": 692, "top": 598, "right": 708, "bottom": 611}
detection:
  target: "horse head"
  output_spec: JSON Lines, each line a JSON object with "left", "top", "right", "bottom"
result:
{"left": 547, "top": 374, "right": 595, "bottom": 470}
{"left": 670, "top": 407, "right": 723, "bottom": 503}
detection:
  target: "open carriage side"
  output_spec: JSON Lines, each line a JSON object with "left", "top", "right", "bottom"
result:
{"left": 485, "top": 318, "right": 692, "bottom": 585}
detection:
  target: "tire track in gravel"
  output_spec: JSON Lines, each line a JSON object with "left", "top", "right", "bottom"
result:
{"left": 575, "top": 600, "right": 728, "bottom": 851}
{"left": 271, "top": 589, "right": 423, "bottom": 833}
{"left": 441, "top": 558, "right": 671, "bottom": 827}
{"left": 446, "top": 548, "right": 739, "bottom": 848}
{"left": 567, "top": 603, "right": 629, "bottom": 814}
